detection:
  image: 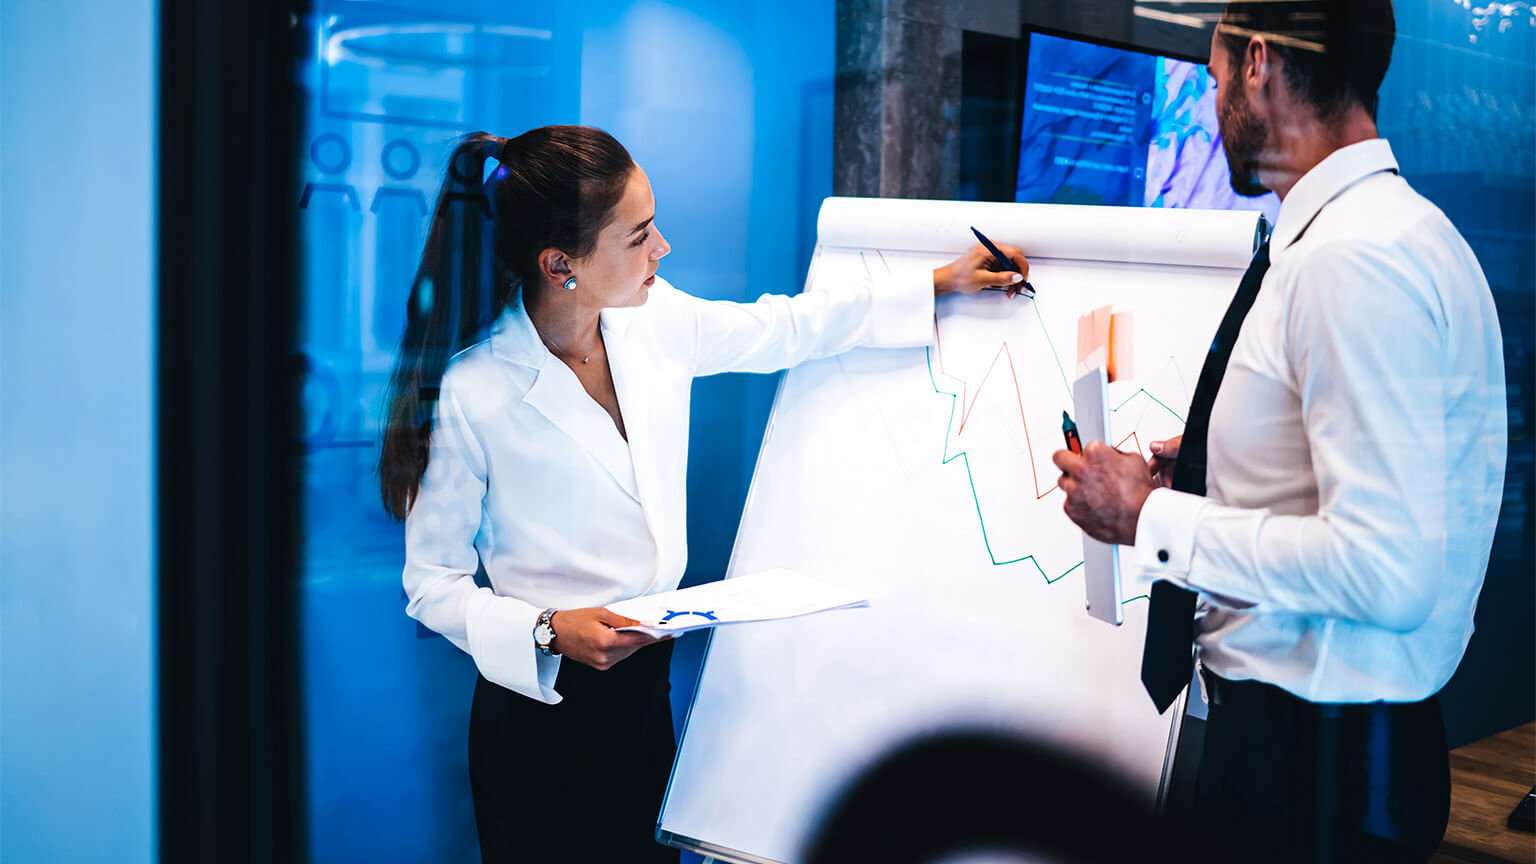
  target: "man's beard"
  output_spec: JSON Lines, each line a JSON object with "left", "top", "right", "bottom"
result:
{"left": 1220, "top": 85, "right": 1271, "bottom": 198}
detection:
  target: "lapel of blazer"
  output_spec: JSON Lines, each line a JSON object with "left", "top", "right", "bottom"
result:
{"left": 490, "top": 300, "right": 641, "bottom": 504}
{"left": 599, "top": 306, "right": 664, "bottom": 545}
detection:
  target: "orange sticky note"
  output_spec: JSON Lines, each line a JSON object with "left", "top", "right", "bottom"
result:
{"left": 1077, "top": 305, "right": 1113, "bottom": 370}
{"left": 1108, "top": 311, "right": 1134, "bottom": 383}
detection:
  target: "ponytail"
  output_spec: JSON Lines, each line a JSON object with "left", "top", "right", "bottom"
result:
{"left": 378, "top": 126, "right": 635, "bottom": 520}
{"left": 378, "top": 132, "right": 507, "bottom": 520}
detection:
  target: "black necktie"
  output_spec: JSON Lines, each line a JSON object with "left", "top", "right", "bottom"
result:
{"left": 1140, "top": 241, "right": 1270, "bottom": 714}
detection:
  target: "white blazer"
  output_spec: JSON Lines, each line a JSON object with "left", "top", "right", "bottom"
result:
{"left": 403, "top": 272, "right": 933, "bottom": 703}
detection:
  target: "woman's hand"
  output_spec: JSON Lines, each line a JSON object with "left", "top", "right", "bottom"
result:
{"left": 933, "top": 242, "right": 1030, "bottom": 297}
{"left": 1147, "top": 436, "right": 1181, "bottom": 489}
{"left": 549, "top": 607, "right": 665, "bottom": 671}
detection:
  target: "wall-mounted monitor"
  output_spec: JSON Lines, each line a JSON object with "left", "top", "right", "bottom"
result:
{"left": 1016, "top": 31, "right": 1280, "bottom": 222}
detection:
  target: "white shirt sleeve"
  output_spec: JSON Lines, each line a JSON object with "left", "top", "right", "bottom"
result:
{"left": 681, "top": 270, "right": 934, "bottom": 378}
{"left": 1134, "top": 240, "right": 1449, "bottom": 632}
{"left": 402, "top": 375, "right": 563, "bottom": 703}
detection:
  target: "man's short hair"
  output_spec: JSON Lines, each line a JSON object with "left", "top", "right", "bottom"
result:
{"left": 1220, "top": 0, "right": 1396, "bottom": 118}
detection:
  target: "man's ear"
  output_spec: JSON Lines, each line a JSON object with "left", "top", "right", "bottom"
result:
{"left": 1245, "top": 35, "right": 1275, "bottom": 97}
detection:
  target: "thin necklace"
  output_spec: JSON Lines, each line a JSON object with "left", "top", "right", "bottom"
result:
{"left": 539, "top": 329, "right": 597, "bottom": 365}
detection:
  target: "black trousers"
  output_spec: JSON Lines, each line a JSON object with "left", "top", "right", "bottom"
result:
{"left": 1194, "top": 672, "right": 1450, "bottom": 864}
{"left": 468, "top": 640, "right": 679, "bottom": 864}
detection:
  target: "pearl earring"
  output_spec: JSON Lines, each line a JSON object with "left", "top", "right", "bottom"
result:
{"left": 563, "top": 277, "right": 577, "bottom": 291}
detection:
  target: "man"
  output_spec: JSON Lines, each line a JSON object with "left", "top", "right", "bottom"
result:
{"left": 1052, "top": 2, "right": 1507, "bottom": 862}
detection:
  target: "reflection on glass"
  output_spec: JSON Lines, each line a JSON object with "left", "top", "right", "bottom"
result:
{"left": 291, "top": 1, "right": 1532, "bottom": 860}
{"left": 296, "top": 3, "right": 580, "bottom": 861}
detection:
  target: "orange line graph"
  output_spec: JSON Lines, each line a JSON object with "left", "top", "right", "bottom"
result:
{"left": 932, "top": 317, "right": 1144, "bottom": 502}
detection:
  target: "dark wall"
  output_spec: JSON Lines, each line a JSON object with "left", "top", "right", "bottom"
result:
{"left": 1412, "top": 171, "right": 1535, "bottom": 747}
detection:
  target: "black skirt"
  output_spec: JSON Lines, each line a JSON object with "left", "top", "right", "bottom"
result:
{"left": 468, "top": 640, "right": 679, "bottom": 864}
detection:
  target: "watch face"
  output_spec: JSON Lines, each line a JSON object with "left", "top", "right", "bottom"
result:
{"left": 534, "top": 622, "right": 554, "bottom": 646}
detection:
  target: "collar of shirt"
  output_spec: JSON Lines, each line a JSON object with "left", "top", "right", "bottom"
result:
{"left": 483, "top": 286, "right": 651, "bottom": 509}
{"left": 1269, "top": 138, "right": 1399, "bottom": 254}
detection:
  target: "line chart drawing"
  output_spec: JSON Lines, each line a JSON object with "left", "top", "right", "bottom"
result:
{"left": 857, "top": 248, "right": 1202, "bottom": 602}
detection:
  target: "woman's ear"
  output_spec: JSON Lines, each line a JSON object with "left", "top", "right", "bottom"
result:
{"left": 536, "top": 248, "right": 572, "bottom": 288}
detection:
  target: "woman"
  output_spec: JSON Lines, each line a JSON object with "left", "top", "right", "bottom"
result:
{"left": 380, "top": 126, "right": 1028, "bottom": 862}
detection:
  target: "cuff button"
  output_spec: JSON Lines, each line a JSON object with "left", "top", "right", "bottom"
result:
{"left": 1157, "top": 549, "right": 1170, "bottom": 563}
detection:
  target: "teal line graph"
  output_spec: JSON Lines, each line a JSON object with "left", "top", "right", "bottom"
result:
{"left": 1112, "top": 379, "right": 1188, "bottom": 427}
{"left": 1034, "top": 298, "right": 1075, "bottom": 398}
{"left": 925, "top": 344, "right": 1085, "bottom": 586}
{"left": 926, "top": 329, "right": 1158, "bottom": 604}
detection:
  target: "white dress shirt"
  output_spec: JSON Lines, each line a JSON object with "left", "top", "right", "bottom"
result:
{"left": 1134, "top": 139, "right": 1508, "bottom": 703}
{"left": 403, "top": 273, "right": 933, "bottom": 704}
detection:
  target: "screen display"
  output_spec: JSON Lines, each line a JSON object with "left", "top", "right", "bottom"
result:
{"left": 1016, "top": 31, "right": 1280, "bottom": 221}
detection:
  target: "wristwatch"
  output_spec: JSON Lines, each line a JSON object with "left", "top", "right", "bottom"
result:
{"left": 533, "top": 608, "right": 559, "bottom": 657}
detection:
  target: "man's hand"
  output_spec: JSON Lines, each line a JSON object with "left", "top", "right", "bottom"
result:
{"left": 1051, "top": 441, "right": 1159, "bottom": 546}
{"left": 1148, "top": 435, "right": 1181, "bottom": 488}
{"left": 548, "top": 607, "right": 664, "bottom": 671}
{"left": 933, "top": 243, "right": 1030, "bottom": 297}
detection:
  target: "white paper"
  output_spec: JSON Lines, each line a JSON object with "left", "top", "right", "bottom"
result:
{"left": 610, "top": 569, "right": 870, "bottom": 638}
{"left": 815, "top": 196, "right": 1260, "bottom": 269}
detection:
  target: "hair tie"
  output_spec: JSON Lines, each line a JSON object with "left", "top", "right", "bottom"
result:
{"left": 487, "top": 136, "right": 513, "bottom": 166}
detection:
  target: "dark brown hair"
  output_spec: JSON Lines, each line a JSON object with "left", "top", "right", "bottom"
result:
{"left": 378, "top": 126, "right": 635, "bottom": 520}
{"left": 1220, "top": 0, "right": 1396, "bottom": 118}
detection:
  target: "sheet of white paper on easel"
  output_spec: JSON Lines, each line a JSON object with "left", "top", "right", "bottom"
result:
{"left": 609, "top": 569, "right": 871, "bottom": 638}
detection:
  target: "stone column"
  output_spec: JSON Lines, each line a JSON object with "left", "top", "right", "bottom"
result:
{"left": 834, "top": 0, "right": 979, "bottom": 199}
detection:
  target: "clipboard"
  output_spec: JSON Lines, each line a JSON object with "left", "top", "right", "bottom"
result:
{"left": 1074, "top": 366, "right": 1123, "bottom": 626}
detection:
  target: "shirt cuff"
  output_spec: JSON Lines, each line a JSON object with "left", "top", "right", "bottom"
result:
{"left": 1134, "top": 487, "right": 1211, "bottom": 578}
{"left": 866, "top": 271, "right": 935, "bottom": 348}
{"left": 466, "top": 592, "right": 563, "bottom": 705}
